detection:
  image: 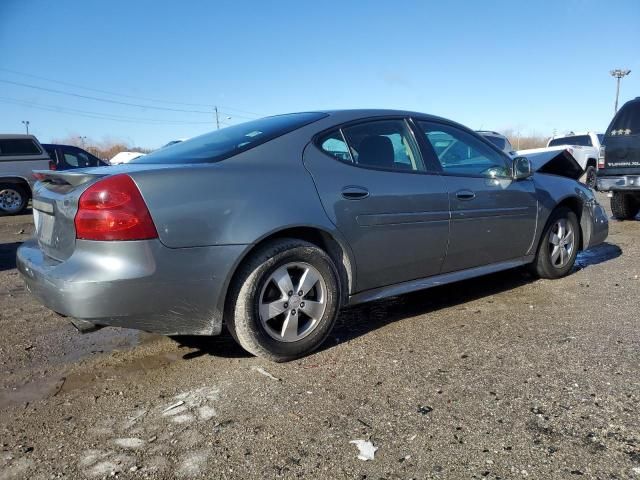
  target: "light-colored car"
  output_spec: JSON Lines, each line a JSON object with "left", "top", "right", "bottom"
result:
{"left": 519, "top": 132, "right": 603, "bottom": 188}
{"left": 476, "top": 131, "right": 516, "bottom": 156}
{"left": 0, "top": 134, "right": 51, "bottom": 215}
{"left": 17, "top": 110, "right": 609, "bottom": 361}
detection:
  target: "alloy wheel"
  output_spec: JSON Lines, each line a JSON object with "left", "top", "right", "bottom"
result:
{"left": 548, "top": 218, "right": 575, "bottom": 268}
{"left": 258, "top": 262, "right": 327, "bottom": 342}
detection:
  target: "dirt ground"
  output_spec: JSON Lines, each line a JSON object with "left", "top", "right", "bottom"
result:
{"left": 0, "top": 193, "right": 638, "bottom": 480}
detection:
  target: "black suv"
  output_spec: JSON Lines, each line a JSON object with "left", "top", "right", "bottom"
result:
{"left": 42, "top": 144, "right": 107, "bottom": 171}
{"left": 597, "top": 97, "right": 640, "bottom": 219}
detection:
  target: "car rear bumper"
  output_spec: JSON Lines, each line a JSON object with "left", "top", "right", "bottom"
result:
{"left": 17, "top": 238, "right": 246, "bottom": 335}
{"left": 596, "top": 175, "right": 640, "bottom": 192}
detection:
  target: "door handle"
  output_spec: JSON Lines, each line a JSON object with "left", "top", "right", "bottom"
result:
{"left": 342, "top": 186, "right": 369, "bottom": 200}
{"left": 455, "top": 190, "right": 476, "bottom": 201}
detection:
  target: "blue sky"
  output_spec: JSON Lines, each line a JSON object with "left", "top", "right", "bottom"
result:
{"left": 1, "top": 0, "right": 639, "bottom": 148}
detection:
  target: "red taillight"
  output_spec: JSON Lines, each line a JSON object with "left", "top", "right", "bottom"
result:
{"left": 48, "top": 160, "right": 57, "bottom": 170}
{"left": 598, "top": 146, "right": 606, "bottom": 169}
{"left": 75, "top": 174, "right": 158, "bottom": 241}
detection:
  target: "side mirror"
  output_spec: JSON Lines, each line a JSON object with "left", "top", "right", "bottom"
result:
{"left": 512, "top": 156, "right": 532, "bottom": 180}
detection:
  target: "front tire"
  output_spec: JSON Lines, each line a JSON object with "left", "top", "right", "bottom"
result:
{"left": 0, "top": 183, "right": 29, "bottom": 215}
{"left": 531, "top": 207, "right": 580, "bottom": 279}
{"left": 226, "top": 239, "right": 341, "bottom": 362}
{"left": 610, "top": 192, "right": 639, "bottom": 220}
{"left": 583, "top": 166, "right": 597, "bottom": 189}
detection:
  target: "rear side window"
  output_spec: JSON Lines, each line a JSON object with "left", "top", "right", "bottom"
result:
{"left": 0, "top": 139, "right": 41, "bottom": 156}
{"left": 319, "top": 131, "right": 351, "bottom": 162}
{"left": 548, "top": 135, "right": 592, "bottom": 147}
{"left": 45, "top": 147, "right": 58, "bottom": 163}
{"left": 607, "top": 101, "right": 640, "bottom": 136}
{"left": 340, "top": 119, "right": 425, "bottom": 172}
{"left": 132, "top": 112, "right": 328, "bottom": 164}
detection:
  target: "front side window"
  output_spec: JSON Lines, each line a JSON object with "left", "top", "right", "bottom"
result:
{"left": 418, "top": 121, "right": 510, "bottom": 177}
{"left": 340, "top": 119, "right": 425, "bottom": 172}
{"left": 0, "top": 139, "right": 41, "bottom": 156}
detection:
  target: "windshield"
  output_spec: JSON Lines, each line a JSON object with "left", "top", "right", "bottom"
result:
{"left": 548, "top": 135, "right": 592, "bottom": 147}
{"left": 132, "top": 112, "right": 327, "bottom": 164}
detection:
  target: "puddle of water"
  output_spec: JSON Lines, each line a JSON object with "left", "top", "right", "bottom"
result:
{"left": 0, "top": 376, "right": 64, "bottom": 410}
{"left": 60, "top": 327, "right": 160, "bottom": 364}
{"left": 575, "top": 242, "right": 622, "bottom": 270}
{"left": 0, "top": 350, "right": 181, "bottom": 410}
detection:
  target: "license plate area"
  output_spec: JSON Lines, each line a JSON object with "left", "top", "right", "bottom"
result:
{"left": 33, "top": 207, "right": 56, "bottom": 247}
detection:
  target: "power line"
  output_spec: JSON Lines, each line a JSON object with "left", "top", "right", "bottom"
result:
{"left": 0, "top": 67, "right": 264, "bottom": 117}
{"left": 0, "top": 97, "right": 214, "bottom": 125}
{"left": 0, "top": 78, "right": 257, "bottom": 120}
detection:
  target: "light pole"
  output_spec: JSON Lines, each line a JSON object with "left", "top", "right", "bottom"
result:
{"left": 214, "top": 106, "right": 232, "bottom": 129}
{"left": 21, "top": 120, "right": 30, "bottom": 134}
{"left": 610, "top": 69, "right": 631, "bottom": 113}
{"left": 79, "top": 136, "right": 87, "bottom": 148}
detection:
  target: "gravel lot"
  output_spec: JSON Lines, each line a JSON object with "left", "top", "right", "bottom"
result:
{"left": 0, "top": 194, "right": 638, "bottom": 479}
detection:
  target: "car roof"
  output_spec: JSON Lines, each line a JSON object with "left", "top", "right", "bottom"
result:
{"left": 320, "top": 108, "right": 448, "bottom": 121}
{"left": 41, "top": 143, "right": 81, "bottom": 148}
{"left": 550, "top": 131, "right": 602, "bottom": 138}
{"left": 304, "top": 109, "right": 477, "bottom": 135}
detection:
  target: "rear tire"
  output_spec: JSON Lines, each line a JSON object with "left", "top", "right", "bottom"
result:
{"left": 0, "top": 183, "right": 29, "bottom": 215}
{"left": 610, "top": 192, "right": 639, "bottom": 220}
{"left": 530, "top": 207, "right": 580, "bottom": 279}
{"left": 226, "top": 239, "right": 341, "bottom": 362}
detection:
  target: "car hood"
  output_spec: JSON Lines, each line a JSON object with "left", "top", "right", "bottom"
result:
{"left": 517, "top": 147, "right": 584, "bottom": 180}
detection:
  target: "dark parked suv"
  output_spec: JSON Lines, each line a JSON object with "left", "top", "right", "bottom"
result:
{"left": 42, "top": 144, "right": 107, "bottom": 171}
{"left": 597, "top": 97, "right": 640, "bottom": 219}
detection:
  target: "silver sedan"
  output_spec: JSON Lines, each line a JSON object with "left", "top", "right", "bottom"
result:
{"left": 17, "top": 110, "right": 609, "bottom": 361}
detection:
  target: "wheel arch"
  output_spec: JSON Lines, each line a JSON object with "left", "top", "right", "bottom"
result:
{"left": 0, "top": 176, "right": 32, "bottom": 198}
{"left": 554, "top": 196, "right": 586, "bottom": 250}
{"left": 586, "top": 158, "right": 597, "bottom": 168}
{"left": 219, "top": 225, "right": 355, "bottom": 320}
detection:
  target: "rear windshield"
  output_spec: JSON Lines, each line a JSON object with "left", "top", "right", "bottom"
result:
{"left": 132, "top": 112, "right": 327, "bottom": 164}
{"left": 0, "top": 138, "right": 42, "bottom": 156}
{"left": 483, "top": 135, "right": 506, "bottom": 150}
{"left": 607, "top": 101, "right": 640, "bottom": 136}
{"left": 548, "top": 135, "right": 592, "bottom": 147}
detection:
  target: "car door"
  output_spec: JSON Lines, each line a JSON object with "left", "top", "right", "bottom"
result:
{"left": 415, "top": 120, "right": 538, "bottom": 273}
{"left": 303, "top": 118, "right": 450, "bottom": 292}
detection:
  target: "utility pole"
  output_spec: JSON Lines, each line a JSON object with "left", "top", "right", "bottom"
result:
{"left": 215, "top": 106, "right": 220, "bottom": 130}
{"left": 610, "top": 69, "right": 631, "bottom": 113}
{"left": 21, "top": 120, "right": 30, "bottom": 134}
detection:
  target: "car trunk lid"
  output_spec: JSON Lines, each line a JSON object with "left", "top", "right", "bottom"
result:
{"left": 31, "top": 164, "right": 175, "bottom": 261}
{"left": 31, "top": 171, "right": 105, "bottom": 261}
